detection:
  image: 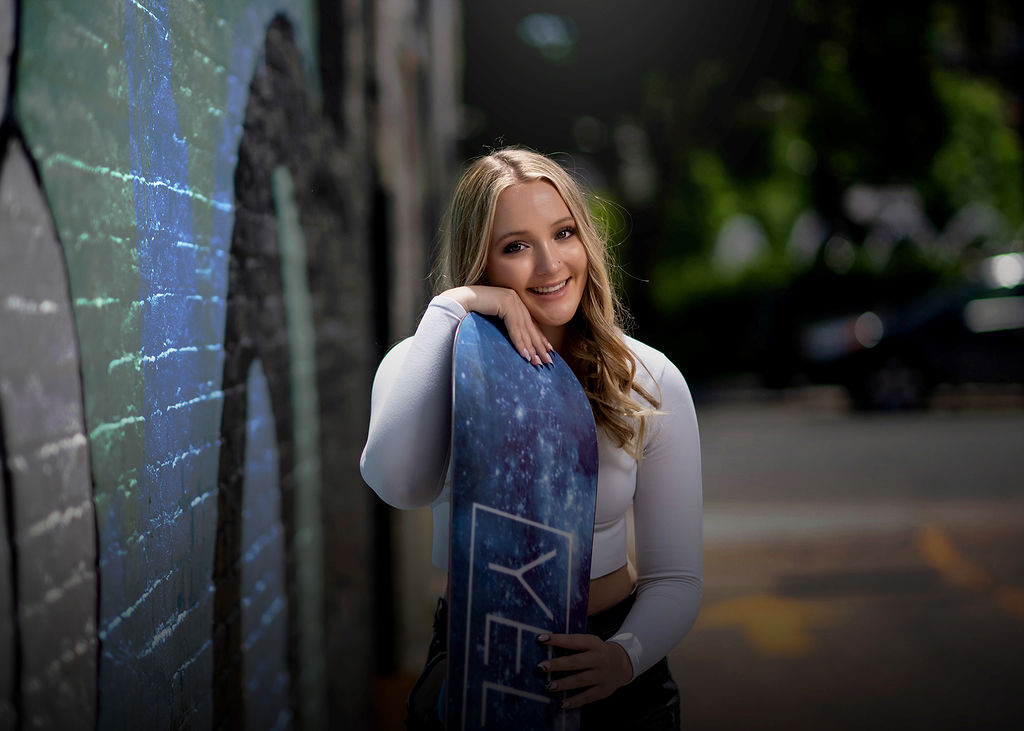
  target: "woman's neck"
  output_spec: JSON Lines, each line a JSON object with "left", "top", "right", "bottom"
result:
{"left": 541, "top": 324, "right": 567, "bottom": 353}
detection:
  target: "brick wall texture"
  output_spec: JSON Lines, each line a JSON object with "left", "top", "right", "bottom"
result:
{"left": 0, "top": 0, "right": 459, "bottom": 728}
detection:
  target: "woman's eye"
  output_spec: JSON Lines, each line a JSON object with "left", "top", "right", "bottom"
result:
{"left": 556, "top": 226, "right": 576, "bottom": 240}
{"left": 503, "top": 241, "right": 526, "bottom": 254}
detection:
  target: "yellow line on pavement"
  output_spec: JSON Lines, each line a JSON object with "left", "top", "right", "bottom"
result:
{"left": 994, "top": 586, "right": 1024, "bottom": 621}
{"left": 698, "top": 594, "right": 839, "bottom": 657}
{"left": 915, "top": 524, "right": 1024, "bottom": 622}
{"left": 915, "top": 525, "right": 992, "bottom": 592}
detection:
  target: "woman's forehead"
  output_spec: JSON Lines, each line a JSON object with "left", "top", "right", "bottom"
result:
{"left": 491, "top": 181, "right": 572, "bottom": 232}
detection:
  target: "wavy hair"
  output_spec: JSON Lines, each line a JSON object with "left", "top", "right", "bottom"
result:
{"left": 433, "top": 148, "right": 659, "bottom": 456}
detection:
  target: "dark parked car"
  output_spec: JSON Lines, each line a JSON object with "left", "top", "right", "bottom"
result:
{"left": 800, "top": 254, "right": 1024, "bottom": 409}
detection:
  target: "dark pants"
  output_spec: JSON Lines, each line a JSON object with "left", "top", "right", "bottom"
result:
{"left": 407, "top": 592, "right": 681, "bottom": 730}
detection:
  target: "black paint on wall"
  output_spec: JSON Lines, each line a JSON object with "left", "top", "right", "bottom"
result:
{"left": 369, "top": 179, "right": 397, "bottom": 675}
{"left": 214, "top": 16, "right": 308, "bottom": 729}
{"left": 316, "top": 0, "right": 346, "bottom": 132}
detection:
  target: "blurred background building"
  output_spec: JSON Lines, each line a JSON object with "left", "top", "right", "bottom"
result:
{"left": 1, "top": 0, "right": 1022, "bottom": 729}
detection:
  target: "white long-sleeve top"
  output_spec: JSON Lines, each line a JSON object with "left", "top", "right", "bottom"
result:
{"left": 360, "top": 295, "right": 702, "bottom": 678}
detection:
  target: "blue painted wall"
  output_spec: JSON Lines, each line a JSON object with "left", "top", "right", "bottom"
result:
{"left": 0, "top": 0, "right": 437, "bottom": 726}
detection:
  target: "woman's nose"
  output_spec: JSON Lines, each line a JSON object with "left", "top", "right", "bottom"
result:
{"left": 534, "top": 241, "right": 560, "bottom": 273}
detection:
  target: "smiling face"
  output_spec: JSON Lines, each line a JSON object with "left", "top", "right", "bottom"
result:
{"left": 484, "top": 181, "right": 589, "bottom": 350}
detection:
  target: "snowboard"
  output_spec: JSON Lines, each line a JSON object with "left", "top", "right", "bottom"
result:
{"left": 446, "top": 313, "right": 599, "bottom": 730}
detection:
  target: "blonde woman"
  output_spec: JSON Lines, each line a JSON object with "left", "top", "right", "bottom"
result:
{"left": 361, "top": 148, "right": 702, "bottom": 729}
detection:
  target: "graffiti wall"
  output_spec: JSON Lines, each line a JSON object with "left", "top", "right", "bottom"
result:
{"left": 0, "top": 0, "right": 458, "bottom": 728}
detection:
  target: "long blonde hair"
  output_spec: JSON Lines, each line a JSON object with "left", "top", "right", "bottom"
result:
{"left": 433, "top": 148, "right": 659, "bottom": 456}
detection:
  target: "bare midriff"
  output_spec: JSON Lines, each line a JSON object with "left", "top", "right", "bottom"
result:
{"left": 587, "top": 561, "right": 637, "bottom": 615}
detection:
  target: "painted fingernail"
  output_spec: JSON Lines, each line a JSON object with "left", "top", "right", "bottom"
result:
{"left": 544, "top": 354, "right": 553, "bottom": 365}
{"left": 521, "top": 349, "right": 530, "bottom": 360}
{"left": 537, "top": 634, "right": 550, "bottom": 643}
{"left": 537, "top": 662, "right": 549, "bottom": 673}
{"left": 561, "top": 700, "right": 571, "bottom": 710}
{"left": 546, "top": 681, "right": 557, "bottom": 691}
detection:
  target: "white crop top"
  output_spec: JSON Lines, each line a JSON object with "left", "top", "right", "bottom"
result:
{"left": 360, "top": 295, "right": 702, "bottom": 678}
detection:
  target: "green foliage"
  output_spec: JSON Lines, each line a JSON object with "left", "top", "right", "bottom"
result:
{"left": 587, "top": 191, "right": 632, "bottom": 291}
{"left": 651, "top": 98, "right": 815, "bottom": 312}
{"left": 931, "top": 71, "right": 1024, "bottom": 227}
{"left": 586, "top": 1, "right": 1024, "bottom": 383}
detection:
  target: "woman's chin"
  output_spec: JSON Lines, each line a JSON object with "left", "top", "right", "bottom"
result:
{"left": 531, "top": 309, "right": 575, "bottom": 330}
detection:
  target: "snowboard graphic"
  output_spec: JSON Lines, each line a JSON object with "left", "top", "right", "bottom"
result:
{"left": 446, "top": 314, "right": 599, "bottom": 730}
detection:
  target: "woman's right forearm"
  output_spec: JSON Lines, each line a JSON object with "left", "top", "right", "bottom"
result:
{"left": 441, "top": 285, "right": 553, "bottom": 365}
{"left": 360, "top": 285, "right": 554, "bottom": 506}
{"left": 359, "top": 295, "right": 467, "bottom": 508}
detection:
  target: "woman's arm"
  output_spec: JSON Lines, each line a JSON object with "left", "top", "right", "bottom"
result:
{"left": 609, "top": 351, "right": 703, "bottom": 678}
{"left": 359, "top": 295, "right": 467, "bottom": 508}
{"left": 360, "top": 287, "right": 553, "bottom": 508}
{"left": 535, "top": 346, "right": 702, "bottom": 708}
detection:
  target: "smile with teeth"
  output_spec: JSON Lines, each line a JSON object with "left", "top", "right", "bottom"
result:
{"left": 529, "top": 278, "right": 569, "bottom": 295}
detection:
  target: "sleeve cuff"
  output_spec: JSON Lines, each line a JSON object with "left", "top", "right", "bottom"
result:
{"left": 429, "top": 294, "right": 469, "bottom": 320}
{"left": 607, "top": 632, "right": 641, "bottom": 683}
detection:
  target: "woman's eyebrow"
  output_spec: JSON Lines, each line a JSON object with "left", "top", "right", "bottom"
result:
{"left": 494, "top": 217, "right": 575, "bottom": 242}
{"left": 494, "top": 228, "right": 529, "bottom": 242}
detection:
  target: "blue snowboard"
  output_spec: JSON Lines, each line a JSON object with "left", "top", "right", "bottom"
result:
{"left": 446, "top": 314, "right": 599, "bottom": 730}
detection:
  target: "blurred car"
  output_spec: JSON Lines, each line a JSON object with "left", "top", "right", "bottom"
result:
{"left": 800, "top": 253, "right": 1024, "bottom": 409}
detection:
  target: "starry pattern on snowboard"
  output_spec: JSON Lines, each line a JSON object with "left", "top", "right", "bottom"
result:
{"left": 446, "top": 313, "right": 599, "bottom": 730}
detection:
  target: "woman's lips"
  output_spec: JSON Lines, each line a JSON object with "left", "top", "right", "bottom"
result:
{"left": 529, "top": 278, "right": 569, "bottom": 295}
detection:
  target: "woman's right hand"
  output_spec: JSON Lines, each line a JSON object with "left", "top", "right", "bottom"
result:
{"left": 442, "top": 286, "right": 553, "bottom": 365}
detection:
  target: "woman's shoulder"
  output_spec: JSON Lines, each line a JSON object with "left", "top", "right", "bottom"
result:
{"left": 620, "top": 332, "right": 685, "bottom": 389}
{"left": 620, "top": 334, "right": 698, "bottom": 447}
{"left": 371, "top": 336, "right": 422, "bottom": 393}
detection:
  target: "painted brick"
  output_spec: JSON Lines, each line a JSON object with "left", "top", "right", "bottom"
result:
{"left": 7, "top": 0, "right": 456, "bottom": 727}
{"left": 0, "top": 137, "right": 98, "bottom": 729}
{"left": 0, "top": 466, "right": 15, "bottom": 729}
{"left": 239, "top": 359, "right": 292, "bottom": 730}
{"left": 1, "top": 0, "right": 12, "bottom": 120}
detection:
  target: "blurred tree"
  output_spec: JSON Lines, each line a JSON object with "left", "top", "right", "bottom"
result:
{"left": 931, "top": 71, "right": 1023, "bottom": 227}
{"left": 460, "top": 0, "right": 1023, "bottom": 384}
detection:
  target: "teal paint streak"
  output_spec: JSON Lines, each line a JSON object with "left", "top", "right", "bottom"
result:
{"left": 271, "top": 166, "right": 325, "bottom": 724}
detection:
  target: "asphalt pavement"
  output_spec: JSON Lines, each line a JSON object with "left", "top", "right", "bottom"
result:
{"left": 673, "top": 388, "right": 1024, "bottom": 730}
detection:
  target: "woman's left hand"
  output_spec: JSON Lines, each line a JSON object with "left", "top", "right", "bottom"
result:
{"left": 536, "top": 633, "right": 633, "bottom": 709}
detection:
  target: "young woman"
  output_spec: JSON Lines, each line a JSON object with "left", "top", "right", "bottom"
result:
{"left": 361, "top": 148, "right": 702, "bottom": 729}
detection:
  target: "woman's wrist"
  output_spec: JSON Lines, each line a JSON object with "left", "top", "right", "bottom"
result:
{"left": 439, "top": 286, "right": 480, "bottom": 314}
{"left": 427, "top": 293, "right": 470, "bottom": 323}
{"left": 440, "top": 285, "right": 510, "bottom": 318}
{"left": 438, "top": 285, "right": 551, "bottom": 365}
{"left": 607, "top": 640, "right": 635, "bottom": 685}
